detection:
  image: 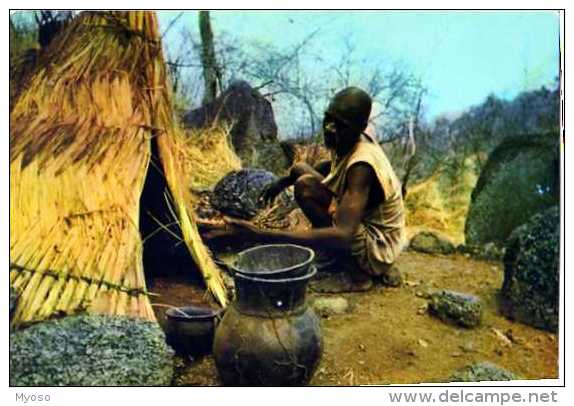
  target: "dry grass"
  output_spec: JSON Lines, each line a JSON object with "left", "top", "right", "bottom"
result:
{"left": 176, "top": 124, "right": 242, "bottom": 193}
{"left": 9, "top": 11, "right": 227, "bottom": 326}
{"left": 292, "top": 142, "right": 331, "bottom": 166}
{"left": 404, "top": 156, "right": 479, "bottom": 245}
{"left": 156, "top": 128, "right": 228, "bottom": 306}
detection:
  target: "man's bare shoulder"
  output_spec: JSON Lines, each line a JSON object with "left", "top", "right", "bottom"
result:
{"left": 345, "top": 162, "right": 375, "bottom": 191}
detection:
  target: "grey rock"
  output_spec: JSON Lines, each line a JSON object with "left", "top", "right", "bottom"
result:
{"left": 312, "top": 297, "right": 350, "bottom": 317}
{"left": 457, "top": 242, "right": 505, "bottom": 261}
{"left": 501, "top": 206, "right": 559, "bottom": 332}
{"left": 409, "top": 231, "right": 456, "bottom": 255}
{"left": 10, "top": 314, "right": 174, "bottom": 386}
{"left": 182, "top": 81, "right": 289, "bottom": 172}
{"left": 449, "top": 362, "right": 519, "bottom": 382}
{"left": 465, "top": 133, "right": 559, "bottom": 245}
{"left": 428, "top": 290, "right": 482, "bottom": 328}
{"left": 211, "top": 168, "right": 278, "bottom": 219}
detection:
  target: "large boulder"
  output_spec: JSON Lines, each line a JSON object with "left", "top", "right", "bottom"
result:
{"left": 211, "top": 168, "right": 278, "bottom": 219}
{"left": 10, "top": 314, "right": 174, "bottom": 386}
{"left": 465, "top": 133, "right": 559, "bottom": 245}
{"left": 183, "top": 81, "right": 289, "bottom": 173}
{"left": 500, "top": 206, "right": 560, "bottom": 332}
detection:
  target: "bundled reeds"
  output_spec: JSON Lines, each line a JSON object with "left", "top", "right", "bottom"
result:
{"left": 10, "top": 11, "right": 227, "bottom": 326}
{"left": 177, "top": 124, "right": 242, "bottom": 193}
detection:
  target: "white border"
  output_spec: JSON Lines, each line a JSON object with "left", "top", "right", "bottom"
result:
{"left": 2, "top": 2, "right": 569, "bottom": 405}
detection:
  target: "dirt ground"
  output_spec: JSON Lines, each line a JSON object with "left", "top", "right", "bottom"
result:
{"left": 150, "top": 251, "right": 559, "bottom": 386}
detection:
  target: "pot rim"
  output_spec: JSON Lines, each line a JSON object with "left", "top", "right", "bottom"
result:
{"left": 231, "top": 244, "right": 315, "bottom": 277}
{"left": 234, "top": 265, "right": 317, "bottom": 284}
{"left": 165, "top": 305, "right": 221, "bottom": 321}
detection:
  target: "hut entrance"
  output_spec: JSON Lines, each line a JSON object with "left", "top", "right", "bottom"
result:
{"left": 139, "top": 136, "right": 201, "bottom": 285}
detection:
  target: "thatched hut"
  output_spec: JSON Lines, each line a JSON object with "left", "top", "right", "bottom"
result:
{"left": 10, "top": 11, "right": 231, "bottom": 326}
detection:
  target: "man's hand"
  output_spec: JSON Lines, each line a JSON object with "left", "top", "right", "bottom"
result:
{"left": 197, "top": 219, "right": 228, "bottom": 240}
{"left": 258, "top": 181, "right": 283, "bottom": 206}
{"left": 198, "top": 217, "right": 259, "bottom": 240}
{"left": 225, "top": 217, "right": 260, "bottom": 235}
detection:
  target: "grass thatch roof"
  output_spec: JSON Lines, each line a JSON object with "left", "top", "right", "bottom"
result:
{"left": 10, "top": 11, "right": 228, "bottom": 326}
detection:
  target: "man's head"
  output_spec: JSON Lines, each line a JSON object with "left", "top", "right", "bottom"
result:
{"left": 323, "top": 87, "right": 372, "bottom": 155}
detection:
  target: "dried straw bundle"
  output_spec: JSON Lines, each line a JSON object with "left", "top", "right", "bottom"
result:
{"left": 179, "top": 124, "right": 242, "bottom": 192}
{"left": 156, "top": 128, "right": 228, "bottom": 306}
{"left": 10, "top": 11, "right": 227, "bottom": 325}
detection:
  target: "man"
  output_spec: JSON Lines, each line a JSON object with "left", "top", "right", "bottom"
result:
{"left": 204, "top": 87, "right": 406, "bottom": 292}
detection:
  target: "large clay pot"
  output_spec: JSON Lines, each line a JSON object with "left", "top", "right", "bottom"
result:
{"left": 213, "top": 266, "right": 322, "bottom": 386}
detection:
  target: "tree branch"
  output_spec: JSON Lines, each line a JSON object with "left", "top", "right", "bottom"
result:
{"left": 161, "top": 12, "right": 184, "bottom": 39}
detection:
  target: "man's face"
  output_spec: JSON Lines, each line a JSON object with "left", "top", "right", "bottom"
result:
{"left": 322, "top": 115, "right": 338, "bottom": 149}
{"left": 322, "top": 113, "right": 359, "bottom": 154}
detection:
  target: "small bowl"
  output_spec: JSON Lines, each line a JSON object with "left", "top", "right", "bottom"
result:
{"left": 165, "top": 305, "right": 221, "bottom": 357}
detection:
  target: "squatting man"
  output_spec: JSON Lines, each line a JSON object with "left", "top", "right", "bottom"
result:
{"left": 201, "top": 87, "right": 407, "bottom": 293}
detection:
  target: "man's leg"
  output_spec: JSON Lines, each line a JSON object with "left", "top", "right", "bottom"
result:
{"left": 309, "top": 225, "right": 374, "bottom": 293}
{"left": 310, "top": 255, "right": 373, "bottom": 293}
{"left": 290, "top": 162, "right": 326, "bottom": 181}
{"left": 293, "top": 172, "right": 334, "bottom": 228}
{"left": 289, "top": 162, "right": 332, "bottom": 227}
{"left": 288, "top": 164, "right": 338, "bottom": 272}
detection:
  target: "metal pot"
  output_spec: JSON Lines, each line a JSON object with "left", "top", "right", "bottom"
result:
{"left": 165, "top": 305, "right": 220, "bottom": 357}
{"left": 213, "top": 266, "right": 322, "bottom": 386}
{"left": 231, "top": 244, "right": 315, "bottom": 279}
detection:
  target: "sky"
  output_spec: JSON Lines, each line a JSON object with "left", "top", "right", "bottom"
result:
{"left": 158, "top": 10, "right": 560, "bottom": 121}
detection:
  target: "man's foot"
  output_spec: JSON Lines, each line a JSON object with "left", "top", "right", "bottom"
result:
{"left": 310, "top": 271, "right": 373, "bottom": 293}
{"left": 375, "top": 265, "right": 403, "bottom": 287}
{"left": 313, "top": 249, "right": 339, "bottom": 273}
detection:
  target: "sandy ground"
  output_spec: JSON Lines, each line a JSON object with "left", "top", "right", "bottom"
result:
{"left": 150, "top": 251, "right": 559, "bottom": 386}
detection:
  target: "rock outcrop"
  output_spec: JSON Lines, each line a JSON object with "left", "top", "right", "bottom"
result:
{"left": 465, "top": 133, "right": 559, "bottom": 245}
{"left": 501, "top": 206, "right": 560, "bottom": 332}
{"left": 183, "top": 81, "right": 289, "bottom": 173}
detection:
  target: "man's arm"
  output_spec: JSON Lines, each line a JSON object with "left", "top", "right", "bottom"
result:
{"left": 239, "top": 162, "right": 374, "bottom": 251}
{"left": 260, "top": 160, "right": 331, "bottom": 205}
{"left": 313, "top": 160, "right": 332, "bottom": 177}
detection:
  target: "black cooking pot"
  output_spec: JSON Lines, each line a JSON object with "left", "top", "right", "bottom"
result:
{"left": 165, "top": 305, "right": 221, "bottom": 357}
{"left": 230, "top": 244, "right": 315, "bottom": 279}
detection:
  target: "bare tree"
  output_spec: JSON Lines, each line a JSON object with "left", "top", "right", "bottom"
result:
{"left": 399, "top": 87, "right": 425, "bottom": 197}
{"left": 161, "top": 15, "right": 426, "bottom": 140}
{"left": 163, "top": 24, "right": 203, "bottom": 109}
{"left": 198, "top": 11, "right": 221, "bottom": 104}
{"left": 325, "top": 36, "right": 426, "bottom": 143}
